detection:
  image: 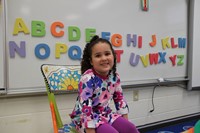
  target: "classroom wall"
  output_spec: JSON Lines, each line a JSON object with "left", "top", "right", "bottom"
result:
{"left": 0, "top": 86, "right": 200, "bottom": 133}
{"left": 1, "top": 1, "right": 200, "bottom": 133}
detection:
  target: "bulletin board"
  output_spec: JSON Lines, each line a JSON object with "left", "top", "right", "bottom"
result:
{"left": 4, "top": 0, "right": 188, "bottom": 94}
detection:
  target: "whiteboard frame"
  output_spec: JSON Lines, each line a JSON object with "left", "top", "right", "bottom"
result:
{"left": 3, "top": 0, "right": 189, "bottom": 95}
{"left": 0, "top": 0, "right": 6, "bottom": 94}
{"left": 187, "top": 0, "right": 200, "bottom": 90}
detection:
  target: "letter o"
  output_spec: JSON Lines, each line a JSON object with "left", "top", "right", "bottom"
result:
{"left": 35, "top": 43, "right": 50, "bottom": 59}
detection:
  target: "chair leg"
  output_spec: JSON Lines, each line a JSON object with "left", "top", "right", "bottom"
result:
{"left": 50, "top": 102, "right": 58, "bottom": 133}
{"left": 49, "top": 93, "right": 63, "bottom": 128}
{"left": 45, "top": 81, "right": 63, "bottom": 129}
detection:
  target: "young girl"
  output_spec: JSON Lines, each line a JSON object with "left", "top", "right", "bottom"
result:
{"left": 70, "top": 35, "right": 139, "bottom": 133}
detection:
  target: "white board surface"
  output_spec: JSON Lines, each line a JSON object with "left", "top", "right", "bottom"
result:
{"left": 5, "top": 0, "right": 188, "bottom": 94}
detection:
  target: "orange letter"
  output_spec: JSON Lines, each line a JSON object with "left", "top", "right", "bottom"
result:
{"left": 149, "top": 35, "right": 157, "bottom": 47}
{"left": 51, "top": 22, "right": 64, "bottom": 37}
{"left": 111, "top": 34, "right": 122, "bottom": 47}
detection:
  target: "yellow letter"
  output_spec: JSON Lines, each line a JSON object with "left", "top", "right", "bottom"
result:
{"left": 140, "top": 54, "right": 149, "bottom": 67}
{"left": 161, "top": 37, "right": 171, "bottom": 50}
{"left": 55, "top": 43, "right": 68, "bottom": 58}
{"left": 13, "top": 18, "right": 30, "bottom": 35}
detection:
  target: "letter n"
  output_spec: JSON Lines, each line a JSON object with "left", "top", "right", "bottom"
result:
{"left": 9, "top": 41, "right": 26, "bottom": 58}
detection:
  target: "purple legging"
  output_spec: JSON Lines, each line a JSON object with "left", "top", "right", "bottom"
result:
{"left": 96, "top": 117, "right": 140, "bottom": 133}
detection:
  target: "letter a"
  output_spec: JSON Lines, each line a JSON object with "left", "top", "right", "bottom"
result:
{"left": 13, "top": 18, "right": 30, "bottom": 35}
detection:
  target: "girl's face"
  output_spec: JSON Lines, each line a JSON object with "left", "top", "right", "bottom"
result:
{"left": 90, "top": 42, "right": 114, "bottom": 77}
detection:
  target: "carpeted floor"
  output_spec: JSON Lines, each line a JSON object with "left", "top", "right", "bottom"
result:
{"left": 143, "top": 119, "right": 198, "bottom": 133}
{"left": 138, "top": 115, "right": 199, "bottom": 133}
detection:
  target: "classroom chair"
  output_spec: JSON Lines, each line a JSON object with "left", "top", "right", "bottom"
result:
{"left": 41, "top": 64, "right": 81, "bottom": 133}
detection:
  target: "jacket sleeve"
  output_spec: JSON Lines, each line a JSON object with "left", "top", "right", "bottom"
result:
{"left": 78, "top": 74, "right": 97, "bottom": 128}
{"left": 113, "top": 73, "right": 129, "bottom": 115}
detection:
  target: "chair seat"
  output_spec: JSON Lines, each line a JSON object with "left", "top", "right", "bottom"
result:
{"left": 58, "top": 122, "right": 78, "bottom": 133}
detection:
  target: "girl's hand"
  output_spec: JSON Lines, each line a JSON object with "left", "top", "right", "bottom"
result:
{"left": 122, "top": 114, "right": 128, "bottom": 120}
{"left": 85, "top": 128, "right": 96, "bottom": 133}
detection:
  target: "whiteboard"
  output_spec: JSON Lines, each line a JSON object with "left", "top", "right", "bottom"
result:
{"left": 5, "top": 0, "right": 188, "bottom": 94}
{"left": 0, "top": 0, "right": 5, "bottom": 89}
{"left": 188, "top": 0, "right": 200, "bottom": 90}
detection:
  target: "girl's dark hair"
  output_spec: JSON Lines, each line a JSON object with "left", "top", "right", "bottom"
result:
{"left": 81, "top": 35, "right": 117, "bottom": 77}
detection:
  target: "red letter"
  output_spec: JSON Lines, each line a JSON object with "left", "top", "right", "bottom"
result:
{"left": 115, "top": 50, "right": 123, "bottom": 63}
{"left": 169, "top": 55, "right": 177, "bottom": 66}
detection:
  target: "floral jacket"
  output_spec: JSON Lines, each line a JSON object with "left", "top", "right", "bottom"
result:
{"left": 70, "top": 69, "right": 129, "bottom": 132}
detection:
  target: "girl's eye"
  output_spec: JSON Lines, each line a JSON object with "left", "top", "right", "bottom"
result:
{"left": 95, "top": 54, "right": 101, "bottom": 58}
{"left": 105, "top": 52, "right": 111, "bottom": 56}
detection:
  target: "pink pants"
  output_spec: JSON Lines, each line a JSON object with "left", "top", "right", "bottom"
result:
{"left": 96, "top": 117, "right": 140, "bottom": 133}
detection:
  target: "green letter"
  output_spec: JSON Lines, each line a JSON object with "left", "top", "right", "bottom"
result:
{"left": 31, "top": 21, "right": 46, "bottom": 37}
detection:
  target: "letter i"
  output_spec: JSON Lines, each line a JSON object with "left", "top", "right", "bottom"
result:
{"left": 138, "top": 36, "right": 142, "bottom": 48}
